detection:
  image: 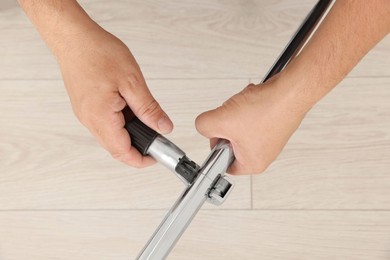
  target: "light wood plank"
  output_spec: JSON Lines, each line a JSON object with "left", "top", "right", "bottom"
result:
{"left": 253, "top": 77, "right": 390, "bottom": 209}
{"left": 0, "top": 79, "right": 250, "bottom": 209}
{"left": 1, "top": 0, "right": 389, "bottom": 80}
{"left": 0, "top": 210, "right": 389, "bottom": 260}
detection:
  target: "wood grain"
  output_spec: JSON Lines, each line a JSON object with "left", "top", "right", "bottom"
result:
{"left": 0, "top": 0, "right": 389, "bottom": 80}
{"left": 253, "top": 77, "right": 390, "bottom": 209}
{"left": 1, "top": 1, "right": 390, "bottom": 258}
{"left": 0, "top": 79, "right": 250, "bottom": 210}
{"left": 0, "top": 210, "right": 389, "bottom": 260}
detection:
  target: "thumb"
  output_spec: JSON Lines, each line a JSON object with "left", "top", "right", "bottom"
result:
{"left": 120, "top": 74, "right": 173, "bottom": 134}
{"left": 195, "top": 106, "right": 228, "bottom": 140}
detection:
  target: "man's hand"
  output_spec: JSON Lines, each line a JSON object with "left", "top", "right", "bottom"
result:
{"left": 197, "top": 0, "right": 390, "bottom": 175}
{"left": 18, "top": 0, "right": 173, "bottom": 167}
{"left": 58, "top": 28, "right": 173, "bottom": 167}
{"left": 196, "top": 80, "right": 307, "bottom": 175}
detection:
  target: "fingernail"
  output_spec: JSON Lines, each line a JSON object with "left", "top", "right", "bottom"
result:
{"left": 158, "top": 116, "right": 173, "bottom": 134}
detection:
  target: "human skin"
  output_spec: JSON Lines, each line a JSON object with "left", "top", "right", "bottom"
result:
{"left": 18, "top": 0, "right": 173, "bottom": 168}
{"left": 196, "top": 0, "right": 390, "bottom": 174}
{"left": 18, "top": 1, "right": 390, "bottom": 174}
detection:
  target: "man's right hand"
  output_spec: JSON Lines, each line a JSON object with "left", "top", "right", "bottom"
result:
{"left": 18, "top": 0, "right": 173, "bottom": 167}
{"left": 58, "top": 27, "right": 173, "bottom": 167}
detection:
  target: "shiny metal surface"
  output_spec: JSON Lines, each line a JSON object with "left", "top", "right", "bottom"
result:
{"left": 147, "top": 135, "right": 188, "bottom": 184}
{"left": 207, "top": 175, "right": 234, "bottom": 205}
{"left": 136, "top": 1, "right": 335, "bottom": 259}
{"left": 137, "top": 140, "right": 234, "bottom": 260}
{"left": 262, "top": 0, "right": 336, "bottom": 82}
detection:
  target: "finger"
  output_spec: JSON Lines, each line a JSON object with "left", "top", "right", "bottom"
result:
{"left": 227, "top": 160, "right": 247, "bottom": 175}
{"left": 209, "top": 137, "right": 219, "bottom": 150}
{"left": 119, "top": 73, "right": 173, "bottom": 134}
{"left": 195, "top": 107, "right": 227, "bottom": 139}
{"left": 102, "top": 112, "right": 155, "bottom": 167}
{"left": 208, "top": 138, "right": 249, "bottom": 175}
{"left": 118, "top": 126, "right": 156, "bottom": 167}
{"left": 87, "top": 101, "right": 156, "bottom": 168}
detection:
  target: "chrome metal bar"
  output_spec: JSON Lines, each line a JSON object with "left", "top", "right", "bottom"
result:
{"left": 262, "top": 0, "right": 336, "bottom": 82}
{"left": 136, "top": 1, "right": 336, "bottom": 259}
{"left": 147, "top": 135, "right": 188, "bottom": 184}
{"left": 137, "top": 140, "right": 234, "bottom": 260}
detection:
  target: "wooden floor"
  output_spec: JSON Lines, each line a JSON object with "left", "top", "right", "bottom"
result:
{"left": 1, "top": 0, "right": 390, "bottom": 259}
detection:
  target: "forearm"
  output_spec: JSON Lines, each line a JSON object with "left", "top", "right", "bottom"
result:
{"left": 279, "top": 0, "right": 390, "bottom": 110}
{"left": 18, "top": 0, "right": 99, "bottom": 57}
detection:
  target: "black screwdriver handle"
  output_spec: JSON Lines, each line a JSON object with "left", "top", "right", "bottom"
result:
{"left": 124, "top": 107, "right": 198, "bottom": 184}
{"left": 123, "top": 107, "right": 159, "bottom": 155}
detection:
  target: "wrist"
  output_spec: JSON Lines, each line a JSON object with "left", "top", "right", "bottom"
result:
{"left": 50, "top": 21, "right": 104, "bottom": 61}
{"left": 47, "top": 5, "right": 101, "bottom": 58}
{"left": 19, "top": 0, "right": 101, "bottom": 58}
{"left": 265, "top": 71, "right": 318, "bottom": 117}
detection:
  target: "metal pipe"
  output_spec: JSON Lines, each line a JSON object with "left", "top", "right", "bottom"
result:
{"left": 137, "top": 140, "right": 234, "bottom": 259}
{"left": 136, "top": 1, "right": 336, "bottom": 259}
{"left": 263, "top": 0, "right": 336, "bottom": 82}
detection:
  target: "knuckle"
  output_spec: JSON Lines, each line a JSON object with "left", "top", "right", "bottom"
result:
{"left": 241, "top": 85, "right": 258, "bottom": 101}
{"left": 111, "top": 151, "right": 143, "bottom": 168}
{"left": 137, "top": 99, "right": 161, "bottom": 118}
{"left": 111, "top": 152, "right": 124, "bottom": 162}
{"left": 123, "top": 73, "right": 143, "bottom": 93}
{"left": 111, "top": 152, "right": 127, "bottom": 164}
{"left": 111, "top": 96, "right": 127, "bottom": 111}
{"left": 222, "top": 94, "right": 242, "bottom": 112}
{"left": 127, "top": 73, "right": 142, "bottom": 87}
{"left": 245, "top": 83, "right": 257, "bottom": 89}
